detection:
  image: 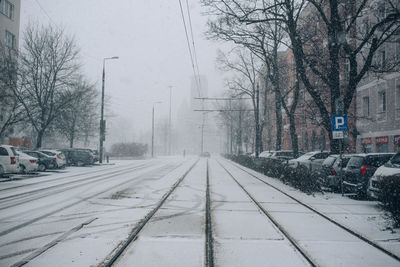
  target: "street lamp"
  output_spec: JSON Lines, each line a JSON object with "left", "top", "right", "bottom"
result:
{"left": 152, "top": 101, "right": 162, "bottom": 158}
{"left": 99, "top": 56, "right": 119, "bottom": 163}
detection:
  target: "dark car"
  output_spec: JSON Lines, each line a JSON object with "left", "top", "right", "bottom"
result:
{"left": 24, "top": 151, "right": 58, "bottom": 171}
{"left": 60, "top": 149, "right": 94, "bottom": 166}
{"left": 317, "top": 154, "right": 352, "bottom": 191}
{"left": 200, "top": 152, "right": 211, "bottom": 157}
{"left": 343, "top": 153, "right": 394, "bottom": 198}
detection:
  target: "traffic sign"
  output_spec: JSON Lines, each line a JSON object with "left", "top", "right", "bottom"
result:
{"left": 332, "top": 115, "right": 348, "bottom": 131}
{"left": 333, "top": 131, "right": 344, "bottom": 139}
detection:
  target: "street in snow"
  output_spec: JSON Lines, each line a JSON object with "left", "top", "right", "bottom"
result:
{"left": 0, "top": 157, "right": 399, "bottom": 267}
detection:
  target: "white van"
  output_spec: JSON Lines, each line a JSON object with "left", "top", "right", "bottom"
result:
{"left": 0, "top": 145, "right": 20, "bottom": 177}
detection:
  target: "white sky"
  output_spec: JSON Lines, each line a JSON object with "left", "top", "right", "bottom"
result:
{"left": 20, "top": 0, "right": 226, "bottom": 141}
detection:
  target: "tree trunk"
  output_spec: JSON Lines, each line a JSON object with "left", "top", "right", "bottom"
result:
{"left": 288, "top": 112, "right": 299, "bottom": 157}
{"left": 274, "top": 91, "right": 282, "bottom": 150}
{"left": 36, "top": 130, "right": 44, "bottom": 149}
{"left": 69, "top": 131, "right": 75, "bottom": 148}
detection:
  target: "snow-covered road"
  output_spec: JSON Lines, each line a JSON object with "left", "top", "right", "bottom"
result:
{"left": 0, "top": 157, "right": 399, "bottom": 266}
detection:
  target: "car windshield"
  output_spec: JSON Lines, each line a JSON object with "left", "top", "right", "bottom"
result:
{"left": 295, "top": 152, "right": 316, "bottom": 161}
{"left": 322, "top": 156, "right": 337, "bottom": 167}
{"left": 347, "top": 156, "right": 364, "bottom": 168}
{"left": 42, "top": 151, "right": 55, "bottom": 156}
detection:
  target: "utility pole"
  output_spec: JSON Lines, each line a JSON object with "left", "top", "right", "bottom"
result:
{"left": 99, "top": 56, "right": 118, "bottom": 163}
{"left": 151, "top": 106, "right": 154, "bottom": 158}
{"left": 151, "top": 101, "right": 162, "bottom": 158}
{"left": 168, "top": 86, "right": 173, "bottom": 155}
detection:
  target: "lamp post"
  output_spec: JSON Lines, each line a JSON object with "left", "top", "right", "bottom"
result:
{"left": 99, "top": 56, "right": 118, "bottom": 163}
{"left": 151, "top": 101, "right": 162, "bottom": 158}
{"left": 168, "top": 86, "right": 173, "bottom": 155}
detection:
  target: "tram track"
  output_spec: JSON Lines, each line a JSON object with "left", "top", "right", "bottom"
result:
{"left": 220, "top": 158, "right": 400, "bottom": 264}
{"left": 0, "top": 162, "right": 158, "bottom": 211}
{"left": 99, "top": 159, "right": 200, "bottom": 267}
{"left": 0, "top": 162, "right": 185, "bottom": 238}
{"left": 216, "top": 159, "right": 317, "bottom": 267}
{"left": 0, "top": 161, "right": 151, "bottom": 195}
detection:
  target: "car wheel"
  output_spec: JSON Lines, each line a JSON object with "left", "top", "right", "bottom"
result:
{"left": 38, "top": 163, "right": 46, "bottom": 172}
{"left": 0, "top": 165, "right": 4, "bottom": 178}
{"left": 20, "top": 165, "right": 26, "bottom": 174}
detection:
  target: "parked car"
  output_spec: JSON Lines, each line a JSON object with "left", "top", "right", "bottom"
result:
{"left": 60, "top": 149, "right": 94, "bottom": 166}
{"left": 0, "top": 145, "right": 20, "bottom": 177}
{"left": 368, "top": 152, "right": 400, "bottom": 200}
{"left": 15, "top": 150, "right": 38, "bottom": 173}
{"left": 343, "top": 153, "right": 394, "bottom": 198}
{"left": 40, "top": 149, "right": 67, "bottom": 168}
{"left": 287, "top": 151, "right": 331, "bottom": 174}
{"left": 200, "top": 152, "right": 211, "bottom": 157}
{"left": 259, "top": 151, "right": 274, "bottom": 158}
{"left": 24, "top": 151, "right": 58, "bottom": 171}
{"left": 317, "top": 154, "right": 352, "bottom": 191}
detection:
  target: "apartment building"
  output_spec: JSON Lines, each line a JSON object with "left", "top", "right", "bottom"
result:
{"left": 0, "top": 0, "right": 20, "bottom": 144}
{"left": 355, "top": 0, "right": 400, "bottom": 153}
{"left": 0, "top": 0, "right": 20, "bottom": 50}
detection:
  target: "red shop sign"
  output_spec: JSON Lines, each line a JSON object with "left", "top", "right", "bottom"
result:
{"left": 376, "top": 136, "right": 388, "bottom": 144}
{"left": 362, "top": 137, "right": 372, "bottom": 145}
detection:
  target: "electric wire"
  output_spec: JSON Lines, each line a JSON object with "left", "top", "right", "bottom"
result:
{"left": 185, "top": 0, "right": 202, "bottom": 90}
{"left": 177, "top": 0, "right": 201, "bottom": 97}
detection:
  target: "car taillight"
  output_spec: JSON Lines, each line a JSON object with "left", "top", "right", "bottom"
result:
{"left": 10, "top": 156, "right": 16, "bottom": 164}
{"left": 360, "top": 165, "right": 372, "bottom": 175}
{"left": 330, "top": 167, "right": 337, "bottom": 176}
{"left": 30, "top": 159, "right": 36, "bottom": 163}
{"left": 57, "top": 154, "right": 61, "bottom": 159}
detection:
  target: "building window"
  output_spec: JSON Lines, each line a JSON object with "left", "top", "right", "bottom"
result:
{"left": 378, "top": 90, "right": 386, "bottom": 113}
{"left": 0, "top": 0, "right": 14, "bottom": 20}
{"left": 362, "top": 96, "right": 370, "bottom": 117}
{"left": 5, "top": 30, "right": 15, "bottom": 49}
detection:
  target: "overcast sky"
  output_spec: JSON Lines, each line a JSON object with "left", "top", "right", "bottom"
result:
{"left": 20, "top": 0, "right": 227, "bottom": 143}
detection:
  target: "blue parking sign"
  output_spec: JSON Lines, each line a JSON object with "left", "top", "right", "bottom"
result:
{"left": 332, "top": 115, "right": 348, "bottom": 131}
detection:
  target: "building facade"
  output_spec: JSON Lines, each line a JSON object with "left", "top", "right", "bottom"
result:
{"left": 0, "top": 0, "right": 20, "bottom": 144}
{"left": 0, "top": 0, "right": 20, "bottom": 50}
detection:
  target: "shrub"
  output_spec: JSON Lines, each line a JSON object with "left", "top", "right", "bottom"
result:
{"left": 380, "top": 175, "right": 400, "bottom": 227}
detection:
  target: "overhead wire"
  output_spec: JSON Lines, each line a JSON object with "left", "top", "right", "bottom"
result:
{"left": 178, "top": 0, "right": 202, "bottom": 98}
{"left": 185, "top": 0, "right": 202, "bottom": 91}
{"left": 33, "top": 0, "right": 101, "bottom": 63}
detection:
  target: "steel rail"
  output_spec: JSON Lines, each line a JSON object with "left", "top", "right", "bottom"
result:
{"left": 224, "top": 158, "right": 400, "bottom": 263}
{"left": 217, "top": 159, "right": 317, "bottom": 267}
{"left": 100, "top": 159, "right": 200, "bottom": 267}
{"left": 0, "top": 163, "right": 155, "bottom": 210}
{"left": 0, "top": 163, "right": 185, "bottom": 238}
{"left": 0, "top": 161, "right": 150, "bottom": 193}
{"left": 205, "top": 159, "right": 215, "bottom": 267}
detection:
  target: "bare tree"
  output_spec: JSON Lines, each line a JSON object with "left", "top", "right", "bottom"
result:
{"left": 202, "top": 0, "right": 400, "bottom": 153}
{"left": 217, "top": 48, "right": 263, "bottom": 155}
{"left": 15, "top": 24, "right": 81, "bottom": 148}
{"left": 0, "top": 42, "right": 24, "bottom": 140}
{"left": 54, "top": 77, "right": 98, "bottom": 148}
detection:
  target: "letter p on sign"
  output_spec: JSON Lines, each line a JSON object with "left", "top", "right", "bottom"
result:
{"left": 331, "top": 115, "right": 348, "bottom": 131}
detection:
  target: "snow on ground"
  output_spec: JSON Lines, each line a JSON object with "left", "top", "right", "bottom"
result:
{"left": 0, "top": 156, "right": 399, "bottom": 266}
{"left": 224, "top": 158, "right": 400, "bottom": 258}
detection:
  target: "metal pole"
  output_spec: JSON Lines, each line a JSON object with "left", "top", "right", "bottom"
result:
{"left": 340, "top": 139, "right": 344, "bottom": 196}
{"left": 168, "top": 86, "right": 172, "bottom": 155}
{"left": 99, "top": 59, "right": 105, "bottom": 163}
{"left": 152, "top": 105, "right": 155, "bottom": 158}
